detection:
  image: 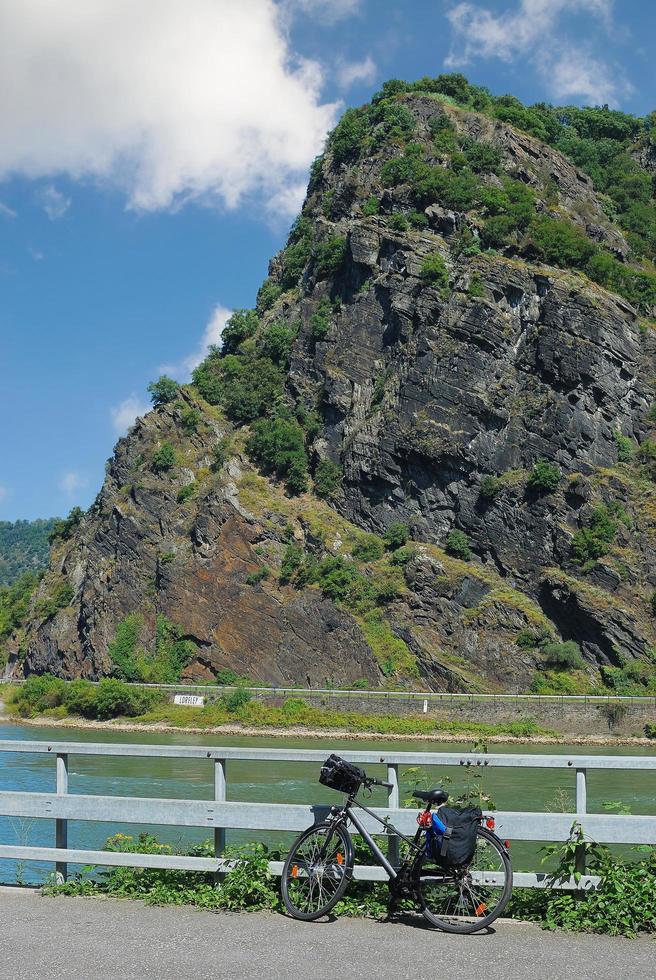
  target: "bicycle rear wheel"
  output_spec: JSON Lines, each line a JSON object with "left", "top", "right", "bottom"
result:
{"left": 281, "top": 820, "right": 354, "bottom": 921}
{"left": 414, "top": 825, "right": 512, "bottom": 934}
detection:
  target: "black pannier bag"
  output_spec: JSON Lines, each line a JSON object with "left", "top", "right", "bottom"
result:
{"left": 429, "top": 806, "right": 482, "bottom": 868}
{"left": 319, "top": 754, "right": 366, "bottom": 794}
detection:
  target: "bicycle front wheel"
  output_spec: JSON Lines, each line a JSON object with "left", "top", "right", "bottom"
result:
{"left": 281, "top": 820, "right": 354, "bottom": 921}
{"left": 414, "top": 825, "right": 512, "bottom": 934}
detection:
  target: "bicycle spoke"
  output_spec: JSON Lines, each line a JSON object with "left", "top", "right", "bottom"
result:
{"left": 283, "top": 823, "right": 351, "bottom": 919}
{"left": 416, "top": 828, "right": 511, "bottom": 930}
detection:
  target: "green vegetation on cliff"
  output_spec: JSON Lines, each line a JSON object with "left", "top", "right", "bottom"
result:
{"left": 49, "top": 507, "right": 83, "bottom": 544}
{"left": 382, "top": 131, "right": 654, "bottom": 310}
{"left": 147, "top": 376, "right": 180, "bottom": 407}
{"left": 334, "top": 73, "right": 656, "bottom": 263}
{"left": 108, "top": 614, "right": 196, "bottom": 684}
{"left": 326, "top": 74, "right": 656, "bottom": 312}
{"left": 189, "top": 305, "right": 328, "bottom": 497}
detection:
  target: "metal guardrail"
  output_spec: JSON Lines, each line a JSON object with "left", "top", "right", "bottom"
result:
{"left": 3, "top": 679, "right": 656, "bottom": 705}
{"left": 0, "top": 741, "right": 654, "bottom": 891}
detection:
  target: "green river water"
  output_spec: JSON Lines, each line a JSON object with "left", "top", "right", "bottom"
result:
{"left": 0, "top": 721, "right": 654, "bottom": 884}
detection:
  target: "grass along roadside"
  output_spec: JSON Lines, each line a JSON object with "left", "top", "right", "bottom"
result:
{"left": 39, "top": 829, "right": 656, "bottom": 938}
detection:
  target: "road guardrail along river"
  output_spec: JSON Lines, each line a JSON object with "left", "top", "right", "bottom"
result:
{"left": 0, "top": 740, "right": 654, "bottom": 892}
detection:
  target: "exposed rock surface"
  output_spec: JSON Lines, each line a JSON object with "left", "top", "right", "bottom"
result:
{"left": 12, "top": 91, "right": 656, "bottom": 692}
{"left": 17, "top": 394, "right": 381, "bottom": 687}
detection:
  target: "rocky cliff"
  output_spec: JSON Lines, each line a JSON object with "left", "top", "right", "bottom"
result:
{"left": 10, "top": 78, "right": 656, "bottom": 694}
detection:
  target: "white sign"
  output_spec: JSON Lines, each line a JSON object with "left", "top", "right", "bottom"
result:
{"left": 174, "top": 694, "right": 205, "bottom": 707}
{"left": 423, "top": 699, "right": 428, "bottom": 714}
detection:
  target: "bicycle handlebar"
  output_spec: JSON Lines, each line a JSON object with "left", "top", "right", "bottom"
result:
{"left": 365, "top": 776, "right": 394, "bottom": 790}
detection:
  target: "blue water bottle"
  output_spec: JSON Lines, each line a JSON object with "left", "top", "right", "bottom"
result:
{"left": 426, "top": 811, "right": 448, "bottom": 856}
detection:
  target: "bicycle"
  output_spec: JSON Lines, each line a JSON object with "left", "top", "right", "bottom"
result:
{"left": 281, "top": 755, "right": 512, "bottom": 934}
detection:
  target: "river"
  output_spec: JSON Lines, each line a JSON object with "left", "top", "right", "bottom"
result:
{"left": 1, "top": 721, "right": 654, "bottom": 884}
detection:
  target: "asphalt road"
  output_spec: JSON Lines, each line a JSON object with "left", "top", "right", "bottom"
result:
{"left": 0, "top": 888, "right": 653, "bottom": 980}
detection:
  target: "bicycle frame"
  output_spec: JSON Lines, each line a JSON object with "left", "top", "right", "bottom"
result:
{"left": 332, "top": 795, "right": 425, "bottom": 881}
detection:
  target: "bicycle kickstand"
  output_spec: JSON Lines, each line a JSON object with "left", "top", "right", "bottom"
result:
{"left": 384, "top": 881, "right": 401, "bottom": 921}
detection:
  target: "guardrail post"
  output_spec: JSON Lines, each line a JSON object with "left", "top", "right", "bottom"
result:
{"left": 387, "top": 764, "right": 400, "bottom": 869}
{"left": 575, "top": 768, "right": 587, "bottom": 879}
{"left": 56, "top": 753, "right": 68, "bottom": 883}
{"left": 214, "top": 758, "right": 226, "bottom": 884}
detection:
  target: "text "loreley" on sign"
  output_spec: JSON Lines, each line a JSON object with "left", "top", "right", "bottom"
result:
{"left": 173, "top": 694, "right": 205, "bottom": 707}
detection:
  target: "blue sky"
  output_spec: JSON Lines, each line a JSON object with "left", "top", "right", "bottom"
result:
{"left": 1, "top": 0, "right": 654, "bottom": 521}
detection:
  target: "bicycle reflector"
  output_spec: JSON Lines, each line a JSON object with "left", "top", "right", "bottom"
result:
{"left": 475, "top": 903, "right": 488, "bottom": 917}
{"left": 336, "top": 853, "right": 343, "bottom": 865}
{"left": 485, "top": 817, "right": 495, "bottom": 830}
{"left": 291, "top": 865, "right": 298, "bottom": 878}
{"left": 417, "top": 811, "right": 433, "bottom": 827}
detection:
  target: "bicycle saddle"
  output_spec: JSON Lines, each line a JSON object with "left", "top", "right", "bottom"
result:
{"left": 413, "top": 788, "right": 449, "bottom": 804}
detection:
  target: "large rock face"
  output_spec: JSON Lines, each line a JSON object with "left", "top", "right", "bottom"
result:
{"left": 18, "top": 394, "right": 381, "bottom": 687}
{"left": 289, "top": 243, "right": 655, "bottom": 665}
{"left": 12, "top": 91, "right": 656, "bottom": 692}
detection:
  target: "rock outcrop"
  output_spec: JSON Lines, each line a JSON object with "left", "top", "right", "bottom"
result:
{"left": 17, "top": 393, "right": 381, "bottom": 687}
{"left": 11, "top": 86, "right": 656, "bottom": 693}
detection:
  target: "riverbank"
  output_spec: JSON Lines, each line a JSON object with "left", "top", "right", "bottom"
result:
{"left": 3, "top": 710, "right": 655, "bottom": 746}
{"left": 3, "top": 678, "right": 655, "bottom": 746}
{"left": 5, "top": 676, "right": 656, "bottom": 739}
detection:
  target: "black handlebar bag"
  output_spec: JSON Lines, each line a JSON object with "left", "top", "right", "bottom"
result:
{"left": 319, "top": 754, "right": 366, "bottom": 794}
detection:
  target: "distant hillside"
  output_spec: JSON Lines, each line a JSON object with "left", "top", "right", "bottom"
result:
{"left": 0, "top": 520, "right": 57, "bottom": 585}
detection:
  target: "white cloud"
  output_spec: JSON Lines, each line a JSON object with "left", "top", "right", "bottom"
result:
{"left": 28, "top": 246, "right": 44, "bottom": 261}
{"left": 110, "top": 395, "right": 150, "bottom": 435}
{"left": 289, "top": 0, "right": 362, "bottom": 24}
{"left": 0, "top": 201, "right": 16, "bottom": 219}
{"left": 545, "top": 47, "right": 629, "bottom": 105}
{"left": 336, "top": 55, "right": 377, "bottom": 91}
{"left": 445, "top": 0, "right": 627, "bottom": 105}
{"left": 161, "top": 304, "right": 232, "bottom": 382}
{"left": 0, "top": 1, "right": 339, "bottom": 216}
{"left": 60, "top": 471, "right": 88, "bottom": 497}
{"left": 265, "top": 181, "right": 308, "bottom": 221}
{"left": 38, "top": 185, "right": 71, "bottom": 220}
{"left": 446, "top": 0, "right": 611, "bottom": 64}
{"left": 0, "top": 485, "right": 8, "bottom": 504}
